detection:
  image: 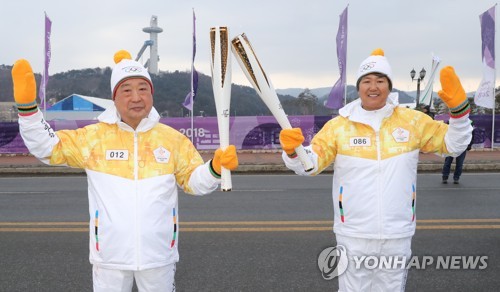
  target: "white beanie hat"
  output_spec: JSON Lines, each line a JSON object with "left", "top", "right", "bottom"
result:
{"left": 110, "top": 50, "right": 153, "bottom": 100}
{"left": 356, "top": 48, "right": 393, "bottom": 90}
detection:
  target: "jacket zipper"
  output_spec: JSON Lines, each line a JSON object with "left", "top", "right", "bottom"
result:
{"left": 134, "top": 131, "right": 140, "bottom": 270}
{"left": 376, "top": 131, "right": 382, "bottom": 239}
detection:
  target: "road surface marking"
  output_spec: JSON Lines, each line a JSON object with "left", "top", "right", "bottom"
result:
{"left": 2, "top": 219, "right": 500, "bottom": 232}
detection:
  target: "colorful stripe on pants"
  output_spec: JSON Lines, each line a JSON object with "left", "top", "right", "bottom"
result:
{"left": 170, "top": 208, "right": 177, "bottom": 248}
{"left": 411, "top": 184, "right": 416, "bottom": 222}
{"left": 95, "top": 210, "right": 99, "bottom": 251}
{"left": 339, "top": 186, "right": 345, "bottom": 223}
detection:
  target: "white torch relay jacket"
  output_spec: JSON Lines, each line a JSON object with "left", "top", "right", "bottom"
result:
{"left": 19, "top": 106, "right": 220, "bottom": 270}
{"left": 283, "top": 98, "right": 472, "bottom": 239}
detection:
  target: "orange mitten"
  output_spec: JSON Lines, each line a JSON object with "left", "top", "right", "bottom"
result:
{"left": 438, "top": 66, "right": 470, "bottom": 118}
{"left": 279, "top": 128, "right": 304, "bottom": 157}
{"left": 211, "top": 145, "right": 239, "bottom": 177}
{"left": 12, "top": 59, "right": 38, "bottom": 116}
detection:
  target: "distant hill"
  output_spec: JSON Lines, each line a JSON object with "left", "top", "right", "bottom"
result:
{"left": 4, "top": 65, "right": 483, "bottom": 117}
{"left": 278, "top": 85, "right": 415, "bottom": 104}
{"left": 276, "top": 87, "right": 332, "bottom": 98}
{"left": 277, "top": 86, "right": 482, "bottom": 107}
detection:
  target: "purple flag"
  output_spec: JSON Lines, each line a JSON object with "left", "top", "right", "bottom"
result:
{"left": 325, "top": 6, "right": 348, "bottom": 109}
{"left": 183, "top": 10, "right": 198, "bottom": 111}
{"left": 474, "top": 5, "right": 496, "bottom": 109}
{"left": 39, "top": 12, "right": 52, "bottom": 110}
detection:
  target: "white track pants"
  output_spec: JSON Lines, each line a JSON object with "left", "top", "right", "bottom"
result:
{"left": 92, "top": 263, "right": 176, "bottom": 292}
{"left": 336, "top": 234, "right": 412, "bottom": 292}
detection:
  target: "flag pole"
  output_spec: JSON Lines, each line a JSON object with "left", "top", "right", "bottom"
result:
{"left": 475, "top": 4, "right": 497, "bottom": 149}
{"left": 182, "top": 8, "right": 197, "bottom": 143}
{"left": 41, "top": 11, "right": 52, "bottom": 118}
{"left": 189, "top": 8, "right": 196, "bottom": 143}
{"left": 492, "top": 4, "right": 497, "bottom": 149}
{"left": 344, "top": 6, "right": 348, "bottom": 108}
{"left": 492, "top": 86, "right": 495, "bottom": 150}
{"left": 344, "top": 5, "right": 348, "bottom": 109}
{"left": 190, "top": 9, "right": 194, "bottom": 143}
{"left": 343, "top": 78, "right": 347, "bottom": 108}
{"left": 42, "top": 39, "right": 46, "bottom": 116}
{"left": 190, "top": 64, "right": 194, "bottom": 143}
{"left": 42, "top": 44, "right": 46, "bottom": 117}
{"left": 42, "top": 12, "right": 47, "bottom": 116}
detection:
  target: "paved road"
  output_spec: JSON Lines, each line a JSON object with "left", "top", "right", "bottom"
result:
{"left": 1, "top": 174, "right": 499, "bottom": 291}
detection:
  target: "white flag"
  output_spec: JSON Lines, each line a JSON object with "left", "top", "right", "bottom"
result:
{"left": 419, "top": 55, "right": 440, "bottom": 108}
{"left": 475, "top": 67, "right": 495, "bottom": 109}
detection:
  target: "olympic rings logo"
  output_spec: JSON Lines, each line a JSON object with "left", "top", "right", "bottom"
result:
{"left": 123, "top": 66, "right": 143, "bottom": 73}
{"left": 359, "top": 62, "right": 376, "bottom": 72}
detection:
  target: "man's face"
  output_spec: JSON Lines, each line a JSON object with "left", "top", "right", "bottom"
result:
{"left": 114, "top": 78, "right": 153, "bottom": 129}
{"left": 358, "top": 74, "right": 390, "bottom": 111}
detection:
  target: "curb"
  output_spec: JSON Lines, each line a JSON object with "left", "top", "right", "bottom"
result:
{"left": 238, "top": 163, "right": 500, "bottom": 173}
{"left": 417, "top": 163, "right": 500, "bottom": 172}
{"left": 1, "top": 163, "right": 499, "bottom": 176}
{"left": 0, "top": 167, "right": 85, "bottom": 176}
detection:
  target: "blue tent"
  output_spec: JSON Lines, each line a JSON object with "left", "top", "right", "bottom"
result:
{"left": 45, "top": 94, "right": 114, "bottom": 120}
{"left": 48, "top": 94, "right": 112, "bottom": 111}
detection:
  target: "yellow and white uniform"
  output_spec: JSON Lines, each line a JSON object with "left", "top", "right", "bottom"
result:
{"left": 19, "top": 106, "right": 220, "bottom": 270}
{"left": 283, "top": 98, "right": 472, "bottom": 239}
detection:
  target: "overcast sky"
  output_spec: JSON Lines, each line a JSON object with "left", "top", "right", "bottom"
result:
{"left": 1, "top": 0, "right": 497, "bottom": 93}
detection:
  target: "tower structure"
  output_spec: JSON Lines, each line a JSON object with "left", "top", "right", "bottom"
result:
{"left": 142, "top": 15, "right": 163, "bottom": 74}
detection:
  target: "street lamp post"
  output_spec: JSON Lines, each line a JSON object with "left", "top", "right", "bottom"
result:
{"left": 411, "top": 68, "right": 426, "bottom": 109}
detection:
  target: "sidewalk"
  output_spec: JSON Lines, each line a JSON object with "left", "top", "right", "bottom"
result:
{"left": 1, "top": 148, "right": 500, "bottom": 175}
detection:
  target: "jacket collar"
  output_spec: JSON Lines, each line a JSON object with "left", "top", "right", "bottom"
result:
{"left": 339, "top": 93, "right": 399, "bottom": 123}
{"left": 98, "top": 104, "right": 160, "bottom": 132}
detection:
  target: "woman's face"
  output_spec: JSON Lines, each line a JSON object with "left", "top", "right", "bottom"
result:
{"left": 358, "top": 74, "right": 390, "bottom": 111}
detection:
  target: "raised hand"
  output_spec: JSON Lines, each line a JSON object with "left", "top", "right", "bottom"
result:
{"left": 438, "top": 66, "right": 470, "bottom": 118}
{"left": 12, "top": 59, "right": 38, "bottom": 116}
